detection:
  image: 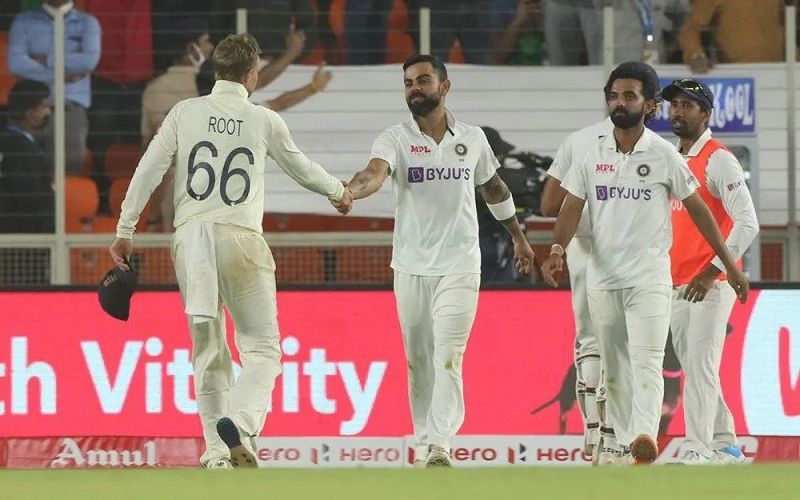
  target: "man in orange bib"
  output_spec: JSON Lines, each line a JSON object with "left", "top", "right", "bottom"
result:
{"left": 662, "top": 79, "right": 759, "bottom": 465}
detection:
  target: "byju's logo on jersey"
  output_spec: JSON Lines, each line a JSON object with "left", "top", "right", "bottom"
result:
{"left": 595, "top": 185, "right": 652, "bottom": 201}
{"left": 410, "top": 145, "right": 431, "bottom": 154}
{"left": 408, "top": 167, "right": 425, "bottom": 183}
{"left": 407, "top": 166, "right": 471, "bottom": 184}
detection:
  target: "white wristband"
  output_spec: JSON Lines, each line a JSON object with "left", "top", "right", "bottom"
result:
{"left": 487, "top": 195, "right": 516, "bottom": 221}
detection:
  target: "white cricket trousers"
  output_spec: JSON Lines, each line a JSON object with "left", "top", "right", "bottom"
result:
{"left": 587, "top": 284, "right": 671, "bottom": 447}
{"left": 172, "top": 224, "right": 283, "bottom": 466}
{"left": 566, "top": 237, "right": 601, "bottom": 426}
{"left": 670, "top": 281, "right": 737, "bottom": 454}
{"left": 394, "top": 271, "right": 480, "bottom": 455}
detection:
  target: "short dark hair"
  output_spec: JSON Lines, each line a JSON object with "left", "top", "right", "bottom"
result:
{"left": 403, "top": 54, "right": 448, "bottom": 81}
{"left": 196, "top": 59, "right": 215, "bottom": 96}
{"left": 604, "top": 61, "right": 660, "bottom": 101}
{"left": 7, "top": 80, "right": 50, "bottom": 118}
{"left": 604, "top": 61, "right": 661, "bottom": 122}
{"left": 213, "top": 33, "right": 261, "bottom": 83}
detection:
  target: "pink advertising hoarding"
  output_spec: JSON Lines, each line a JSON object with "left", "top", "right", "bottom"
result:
{"left": 0, "top": 289, "right": 798, "bottom": 439}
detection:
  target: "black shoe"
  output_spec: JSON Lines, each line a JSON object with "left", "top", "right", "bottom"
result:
{"left": 216, "top": 417, "right": 257, "bottom": 468}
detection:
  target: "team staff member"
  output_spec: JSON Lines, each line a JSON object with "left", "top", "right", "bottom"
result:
{"left": 541, "top": 61, "right": 748, "bottom": 465}
{"left": 663, "top": 78, "right": 758, "bottom": 465}
{"left": 335, "top": 54, "right": 536, "bottom": 467}
{"left": 110, "top": 34, "right": 351, "bottom": 469}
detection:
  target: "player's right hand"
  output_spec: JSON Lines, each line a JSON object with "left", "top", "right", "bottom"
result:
{"left": 109, "top": 237, "right": 133, "bottom": 271}
{"left": 285, "top": 22, "right": 306, "bottom": 58}
{"left": 312, "top": 62, "right": 333, "bottom": 92}
{"left": 331, "top": 187, "right": 353, "bottom": 215}
{"left": 726, "top": 267, "right": 749, "bottom": 304}
{"left": 540, "top": 254, "right": 563, "bottom": 288}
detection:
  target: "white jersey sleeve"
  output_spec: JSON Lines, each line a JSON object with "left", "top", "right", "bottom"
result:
{"left": 473, "top": 128, "right": 499, "bottom": 186}
{"left": 370, "top": 130, "right": 399, "bottom": 173}
{"left": 266, "top": 110, "right": 345, "bottom": 201}
{"left": 664, "top": 148, "right": 699, "bottom": 201}
{"left": 561, "top": 150, "right": 588, "bottom": 200}
{"left": 116, "top": 101, "right": 181, "bottom": 239}
{"left": 705, "top": 149, "right": 760, "bottom": 270}
{"left": 547, "top": 137, "right": 571, "bottom": 182}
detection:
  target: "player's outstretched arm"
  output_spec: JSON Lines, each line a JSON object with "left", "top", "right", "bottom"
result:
{"left": 540, "top": 176, "right": 568, "bottom": 217}
{"left": 541, "top": 193, "right": 584, "bottom": 287}
{"left": 682, "top": 192, "right": 749, "bottom": 303}
{"left": 347, "top": 158, "right": 391, "bottom": 200}
{"left": 478, "top": 173, "right": 536, "bottom": 274}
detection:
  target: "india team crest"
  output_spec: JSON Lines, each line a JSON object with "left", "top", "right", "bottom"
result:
{"left": 455, "top": 143, "right": 468, "bottom": 156}
{"left": 636, "top": 164, "right": 651, "bottom": 177}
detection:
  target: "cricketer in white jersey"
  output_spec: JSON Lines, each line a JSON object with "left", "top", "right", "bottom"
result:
{"left": 332, "top": 54, "right": 536, "bottom": 468}
{"left": 541, "top": 61, "right": 749, "bottom": 466}
{"left": 542, "top": 117, "right": 613, "bottom": 458}
{"left": 110, "top": 34, "right": 351, "bottom": 469}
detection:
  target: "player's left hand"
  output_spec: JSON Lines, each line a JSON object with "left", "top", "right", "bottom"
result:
{"left": 726, "top": 267, "right": 749, "bottom": 304}
{"left": 109, "top": 237, "right": 133, "bottom": 271}
{"left": 683, "top": 266, "right": 719, "bottom": 302}
{"left": 512, "top": 236, "right": 536, "bottom": 275}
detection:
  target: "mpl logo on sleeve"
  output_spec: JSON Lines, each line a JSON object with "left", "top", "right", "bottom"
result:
{"left": 410, "top": 145, "right": 431, "bottom": 154}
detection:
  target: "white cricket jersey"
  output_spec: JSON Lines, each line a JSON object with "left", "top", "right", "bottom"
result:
{"left": 547, "top": 118, "right": 613, "bottom": 238}
{"left": 370, "top": 111, "right": 498, "bottom": 276}
{"left": 562, "top": 127, "right": 699, "bottom": 289}
{"left": 117, "top": 80, "right": 344, "bottom": 239}
{"left": 678, "top": 128, "right": 759, "bottom": 271}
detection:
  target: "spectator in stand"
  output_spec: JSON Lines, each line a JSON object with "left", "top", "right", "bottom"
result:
{"left": 141, "top": 17, "right": 212, "bottom": 150}
{"left": 253, "top": 22, "right": 308, "bottom": 89}
{"left": 613, "top": 0, "right": 689, "bottom": 64}
{"left": 140, "top": 17, "right": 213, "bottom": 232}
{"left": 8, "top": 0, "right": 101, "bottom": 175}
{"left": 211, "top": 0, "right": 318, "bottom": 62}
{"left": 317, "top": 0, "right": 347, "bottom": 65}
{"left": 0, "top": 80, "right": 54, "bottom": 233}
{"left": 543, "top": 0, "right": 601, "bottom": 65}
{"left": 423, "top": 0, "right": 495, "bottom": 64}
{"left": 196, "top": 58, "right": 333, "bottom": 110}
{"left": 345, "top": 0, "right": 393, "bottom": 64}
{"left": 679, "top": 0, "right": 783, "bottom": 74}
{"left": 543, "top": 0, "right": 687, "bottom": 66}
{"left": 152, "top": 0, "right": 214, "bottom": 71}
{"left": 493, "top": 0, "right": 545, "bottom": 65}
{"left": 84, "top": 0, "right": 154, "bottom": 210}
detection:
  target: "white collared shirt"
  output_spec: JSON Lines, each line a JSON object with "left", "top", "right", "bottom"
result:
{"left": 118, "top": 80, "right": 344, "bottom": 238}
{"left": 678, "top": 128, "right": 759, "bottom": 271}
{"left": 547, "top": 118, "right": 614, "bottom": 238}
{"left": 370, "top": 111, "right": 498, "bottom": 276}
{"left": 562, "top": 127, "right": 699, "bottom": 289}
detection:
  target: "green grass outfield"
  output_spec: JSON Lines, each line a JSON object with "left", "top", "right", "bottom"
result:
{"left": 2, "top": 464, "right": 800, "bottom": 500}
